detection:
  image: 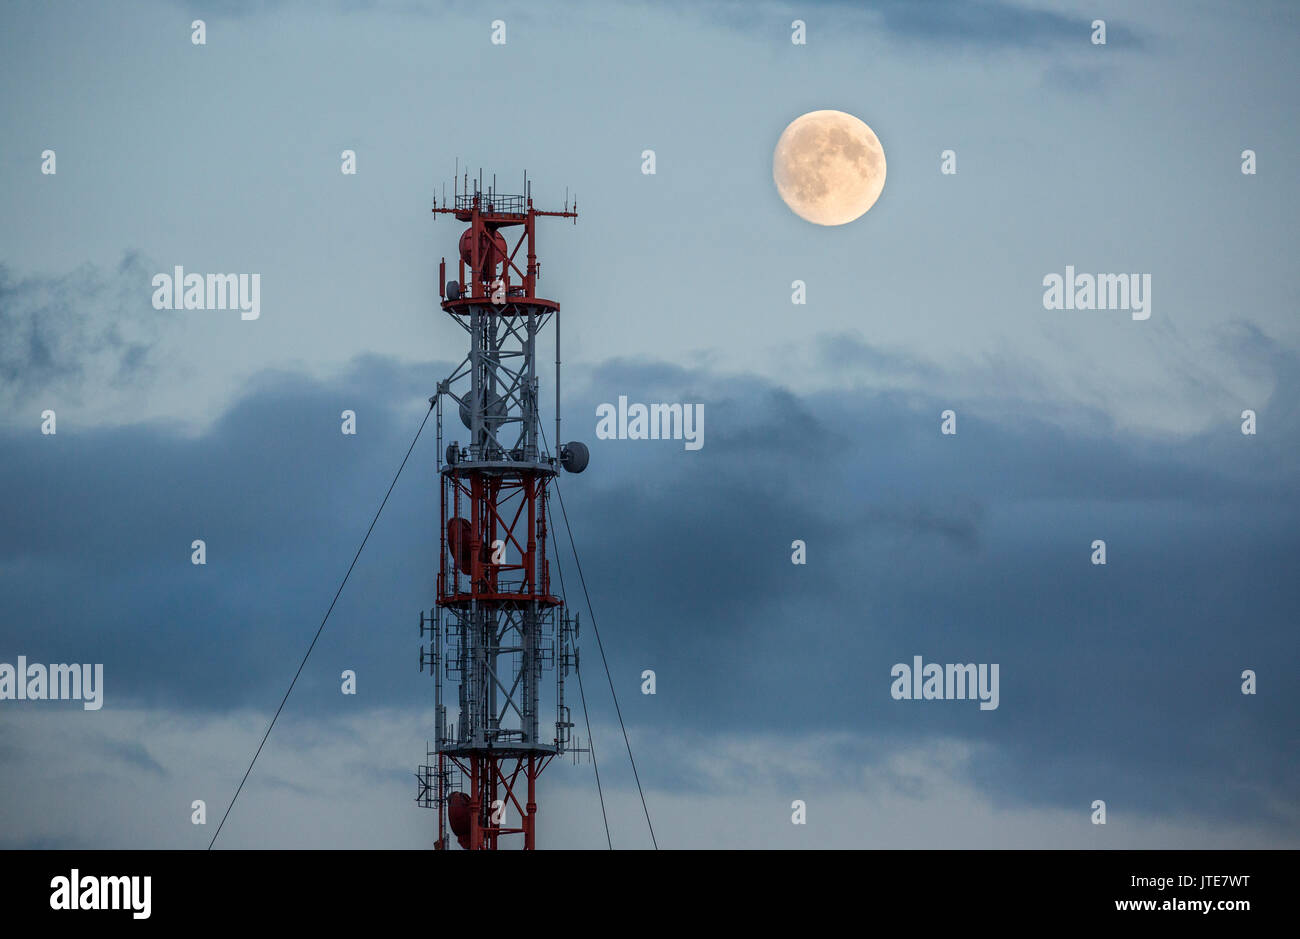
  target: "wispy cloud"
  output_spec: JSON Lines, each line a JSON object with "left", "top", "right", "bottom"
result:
{"left": 0, "top": 252, "right": 168, "bottom": 407}
{"left": 691, "top": 0, "right": 1145, "bottom": 50}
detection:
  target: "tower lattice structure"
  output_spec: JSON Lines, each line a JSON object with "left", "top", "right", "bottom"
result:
{"left": 416, "top": 174, "right": 587, "bottom": 850}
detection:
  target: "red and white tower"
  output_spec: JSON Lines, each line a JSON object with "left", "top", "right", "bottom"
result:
{"left": 417, "top": 174, "right": 586, "bottom": 850}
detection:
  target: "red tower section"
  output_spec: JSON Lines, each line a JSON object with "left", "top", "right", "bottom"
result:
{"left": 417, "top": 175, "right": 585, "bottom": 850}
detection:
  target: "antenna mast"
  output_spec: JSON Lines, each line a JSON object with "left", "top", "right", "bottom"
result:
{"left": 418, "top": 172, "right": 584, "bottom": 850}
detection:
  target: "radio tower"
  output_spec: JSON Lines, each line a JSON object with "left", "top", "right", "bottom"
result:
{"left": 416, "top": 171, "right": 587, "bottom": 850}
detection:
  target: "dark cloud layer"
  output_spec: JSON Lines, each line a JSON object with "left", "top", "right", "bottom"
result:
{"left": 1, "top": 341, "right": 1296, "bottom": 838}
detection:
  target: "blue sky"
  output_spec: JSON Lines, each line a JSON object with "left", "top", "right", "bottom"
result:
{"left": 1, "top": 0, "right": 1297, "bottom": 848}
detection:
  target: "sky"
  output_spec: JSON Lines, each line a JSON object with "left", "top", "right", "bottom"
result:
{"left": 0, "top": 0, "right": 1297, "bottom": 849}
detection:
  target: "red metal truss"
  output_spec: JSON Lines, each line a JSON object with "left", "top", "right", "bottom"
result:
{"left": 438, "top": 469, "right": 559, "bottom": 606}
{"left": 445, "top": 752, "right": 557, "bottom": 850}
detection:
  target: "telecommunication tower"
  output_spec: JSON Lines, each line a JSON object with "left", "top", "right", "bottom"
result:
{"left": 416, "top": 171, "right": 587, "bottom": 850}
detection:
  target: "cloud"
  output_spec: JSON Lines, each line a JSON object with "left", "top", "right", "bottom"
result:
{"left": 0, "top": 346, "right": 1296, "bottom": 845}
{"left": 863, "top": 0, "right": 1144, "bottom": 50}
{"left": 0, "top": 253, "right": 169, "bottom": 408}
{"left": 692, "top": 0, "right": 1145, "bottom": 51}
{"left": 2, "top": 709, "right": 1291, "bottom": 849}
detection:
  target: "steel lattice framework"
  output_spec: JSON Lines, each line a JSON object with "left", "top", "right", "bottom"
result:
{"left": 416, "top": 174, "right": 585, "bottom": 850}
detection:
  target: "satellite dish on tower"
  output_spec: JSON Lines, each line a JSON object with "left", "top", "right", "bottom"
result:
{"left": 459, "top": 227, "right": 509, "bottom": 275}
{"left": 459, "top": 389, "right": 507, "bottom": 432}
{"left": 560, "top": 441, "right": 589, "bottom": 474}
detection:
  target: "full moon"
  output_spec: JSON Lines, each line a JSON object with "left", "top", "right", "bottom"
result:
{"left": 773, "top": 110, "right": 886, "bottom": 226}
